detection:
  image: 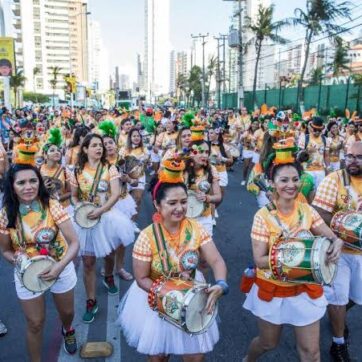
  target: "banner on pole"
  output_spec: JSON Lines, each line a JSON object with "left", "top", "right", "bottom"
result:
{"left": 0, "top": 37, "right": 15, "bottom": 76}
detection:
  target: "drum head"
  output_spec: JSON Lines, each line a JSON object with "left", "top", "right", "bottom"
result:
{"left": 185, "top": 289, "right": 217, "bottom": 334}
{"left": 314, "top": 238, "right": 337, "bottom": 285}
{"left": 75, "top": 203, "right": 100, "bottom": 229}
{"left": 186, "top": 191, "right": 204, "bottom": 218}
{"left": 22, "top": 257, "right": 56, "bottom": 292}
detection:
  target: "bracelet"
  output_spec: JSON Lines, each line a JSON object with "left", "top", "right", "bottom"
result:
{"left": 215, "top": 280, "right": 229, "bottom": 295}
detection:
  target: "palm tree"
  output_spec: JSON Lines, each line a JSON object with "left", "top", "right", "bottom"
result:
{"left": 291, "top": 0, "right": 352, "bottom": 110}
{"left": 10, "top": 69, "right": 26, "bottom": 108}
{"left": 205, "top": 56, "right": 217, "bottom": 105}
{"left": 309, "top": 66, "right": 324, "bottom": 86}
{"left": 188, "top": 66, "right": 202, "bottom": 106}
{"left": 245, "top": 4, "right": 289, "bottom": 109}
{"left": 49, "top": 66, "right": 62, "bottom": 107}
{"left": 176, "top": 73, "right": 188, "bottom": 104}
{"left": 32, "top": 66, "right": 40, "bottom": 93}
{"left": 328, "top": 36, "right": 350, "bottom": 81}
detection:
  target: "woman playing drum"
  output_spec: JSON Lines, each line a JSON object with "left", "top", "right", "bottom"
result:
{"left": 70, "top": 133, "right": 135, "bottom": 323}
{"left": 119, "top": 128, "right": 150, "bottom": 219}
{"left": 183, "top": 126, "right": 222, "bottom": 237}
{"left": 242, "top": 143, "right": 344, "bottom": 362}
{"left": 117, "top": 158, "right": 227, "bottom": 362}
{"left": 99, "top": 121, "right": 136, "bottom": 281}
{"left": 0, "top": 162, "right": 79, "bottom": 360}
{"left": 65, "top": 125, "right": 89, "bottom": 170}
{"left": 40, "top": 128, "right": 72, "bottom": 213}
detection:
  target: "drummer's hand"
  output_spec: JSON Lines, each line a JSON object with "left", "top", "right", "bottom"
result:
{"left": 205, "top": 285, "right": 223, "bottom": 314}
{"left": 39, "top": 262, "right": 64, "bottom": 281}
{"left": 120, "top": 174, "right": 128, "bottom": 183}
{"left": 327, "top": 238, "right": 344, "bottom": 263}
{"left": 180, "top": 271, "right": 192, "bottom": 280}
{"left": 44, "top": 178, "right": 53, "bottom": 189}
{"left": 195, "top": 192, "right": 207, "bottom": 202}
{"left": 87, "top": 208, "right": 102, "bottom": 219}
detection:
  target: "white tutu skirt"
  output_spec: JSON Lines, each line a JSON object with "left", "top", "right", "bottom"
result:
{"left": 243, "top": 284, "right": 327, "bottom": 326}
{"left": 114, "top": 195, "right": 137, "bottom": 219}
{"left": 74, "top": 207, "right": 135, "bottom": 258}
{"left": 117, "top": 276, "right": 219, "bottom": 355}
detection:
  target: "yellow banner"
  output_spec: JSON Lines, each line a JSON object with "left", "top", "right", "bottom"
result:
{"left": 0, "top": 37, "right": 15, "bottom": 76}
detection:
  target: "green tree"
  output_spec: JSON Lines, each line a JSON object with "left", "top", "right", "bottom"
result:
{"left": 176, "top": 73, "right": 188, "bottom": 104}
{"left": 245, "top": 4, "right": 289, "bottom": 109}
{"left": 23, "top": 92, "right": 50, "bottom": 104}
{"left": 309, "top": 66, "right": 324, "bottom": 85}
{"left": 188, "top": 66, "right": 202, "bottom": 106}
{"left": 205, "top": 56, "right": 217, "bottom": 104}
{"left": 291, "top": 0, "right": 352, "bottom": 109}
{"left": 10, "top": 69, "right": 26, "bottom": 108}
{"left": 49, "top": 66, "right": 62, "bottom": 107}
{"left": 328, "top": 36, "right": 350, "bottom": 81}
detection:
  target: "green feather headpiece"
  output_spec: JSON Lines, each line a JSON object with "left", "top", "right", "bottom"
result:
{"left": 43, "top": 128, "right": 63, "bottom": 152}
{"left": 98, "top": 120, "right": 117, "bottom": 139}
{"left": 181, "top": 112, "right": 195, "bottom": 128}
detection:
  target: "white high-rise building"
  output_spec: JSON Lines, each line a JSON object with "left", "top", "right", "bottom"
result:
{"left": 169, "top": 50, "right": 176, "bottom": 95}
{"left": 144, "top": 0, "right": 171, "bottom": 101}
{"left": 8, "top": 0, "right": 89, "bottom": 96}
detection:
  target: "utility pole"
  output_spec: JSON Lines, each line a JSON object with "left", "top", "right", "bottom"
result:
{"left": 220, "top": 34, "right": 228, "bottom": 94}
{"left": 191, "top": 33, "right": 209, "bottom": 108}
{"left": 214, "top": 36, "right": 222, "bottom": 109}
{"left": 223, "top": 0, "right": 245, "bottom": 108}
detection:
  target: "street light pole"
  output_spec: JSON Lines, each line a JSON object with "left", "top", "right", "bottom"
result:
{"left": 214, "top": 36, "right": 222, "bottom": 109}
{"left": 222, "top": 0, "right": 245, "bottom": 108}
{"left": 191, "top": 33, "right": 209, "bottom": 108}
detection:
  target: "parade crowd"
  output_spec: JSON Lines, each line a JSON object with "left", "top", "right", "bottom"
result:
{"left": 0, "top": 103, "right": 361, "bottom": 362}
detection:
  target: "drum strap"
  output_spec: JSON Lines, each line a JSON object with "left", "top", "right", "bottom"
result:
{"left": 75, "top": 163, "right": 103, "bottom": 203}
{"left": 152, "top": 223, "right": 172, "bottom": 274}
{"left": 52, "top": 165, "right": 63, "bottom": 180}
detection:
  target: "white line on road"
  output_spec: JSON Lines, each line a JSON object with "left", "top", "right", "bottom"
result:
{"left": 105, "top": 276, "right": 121, "bottom": 362}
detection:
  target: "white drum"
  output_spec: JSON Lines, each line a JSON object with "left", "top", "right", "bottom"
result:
{"left": 186, "top": 191, "right": 204, "bottom": 218}
{"left": 74, "top": 202, "right": 100, "bottom": 229}
{"left": 16, "top": 254, "right": 56, "bottom": 292}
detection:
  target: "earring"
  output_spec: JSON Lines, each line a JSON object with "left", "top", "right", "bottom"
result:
{"left": 152, "top": 211, "right": 162, "bottom": 224}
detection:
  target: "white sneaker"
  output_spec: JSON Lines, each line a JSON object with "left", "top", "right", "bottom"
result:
{"left": 241, "top": 181, "right": 246, "bottom": 186}
{"left": 214, "top": 209, "right": 219, "bottom": 218}
{"left": 0, "top": 320, "right": 7, "bottom": 337}
{"left": 212, "top": 218, "right": 217, "bottom": 226}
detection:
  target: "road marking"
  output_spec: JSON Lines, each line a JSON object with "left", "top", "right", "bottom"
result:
{"left": 58, "top": 261, "right": 89, "bottom": 362}
{"left": 105, "top": 276, "right": 121, "bottom": 362}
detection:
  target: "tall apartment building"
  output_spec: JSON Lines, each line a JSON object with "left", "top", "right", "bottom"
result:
{"left": 9, "top": 0, "right": 89, "bottom": 96}
{"left": 144, "top": 0, "right": 171, "bottom": 101}
{"left": 169, "top": 50, "right": 176, "bottom": 95}
{"left": 136, "top": 53, "right": 144, "bottom": 93}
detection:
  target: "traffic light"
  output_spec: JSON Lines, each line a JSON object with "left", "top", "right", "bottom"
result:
{"left": 64, "top": 74, "right": 77, "bottom": 94}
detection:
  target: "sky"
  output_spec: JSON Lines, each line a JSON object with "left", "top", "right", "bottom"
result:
{"left": 88, "top": 0, "right": 361, "bottom": 80}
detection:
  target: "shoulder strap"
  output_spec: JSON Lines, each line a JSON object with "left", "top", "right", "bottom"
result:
{"left": 152, "top": 223, "right": 171, "bottom": 274}
{"left": 266, "top": 202, "right": 277, "bottom": 212}
{"left": 305, "top": 134, "right": 309, "bottom": 149}
{"left": 89, "top": 163, "right": 104, "bottom": 202}
{"left": 342, "top": 169, "right": 350, "bottom": 187}
{"left": 321, "top": 135, "right": 327, "bottom": 147}
{"left": 53, "top": 165, "right": 63, "bottom": 180}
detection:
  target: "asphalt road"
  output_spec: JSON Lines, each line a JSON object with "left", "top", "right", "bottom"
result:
{"left": 1, "top": 168, "right": 362, "bottom": 361}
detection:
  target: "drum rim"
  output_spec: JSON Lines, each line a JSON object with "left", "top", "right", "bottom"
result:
{"left": 74, "top": 202, "right": 100, "bottom": 229}
{"left": 19, "top": 255, "right": 57, "bottom": 292}
{"left": 182, "top": 287, "right": 218, "bottom": 334}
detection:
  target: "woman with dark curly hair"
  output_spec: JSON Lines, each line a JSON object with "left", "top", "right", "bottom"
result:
{"left": 70, "top": 133, "right": 135, "bottom": 323}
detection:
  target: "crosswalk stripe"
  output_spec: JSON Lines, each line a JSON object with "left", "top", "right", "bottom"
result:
{"left": 105, "top": 276, "right": 121, "bottom": 362}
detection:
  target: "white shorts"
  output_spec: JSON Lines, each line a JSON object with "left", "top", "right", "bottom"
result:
{"left": 242, "top": 150, "right": 253, "bottom": 159}
{"left": 129, "top": 174, "right": 146, "bottom": 191}
{"left": 305, "top": 170, "right": 325, "bottom": 190}
{"left": 252, "top": 152, "right": 260, "bottom": 164}
{"left": 15, "top": 262, "right": 77, "bottom": 301}
{"left": 324, "top": 253, "right": 362, "bottom": 305}
{"left": 218, "top": 171, "right": 228, "bottom": 187}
